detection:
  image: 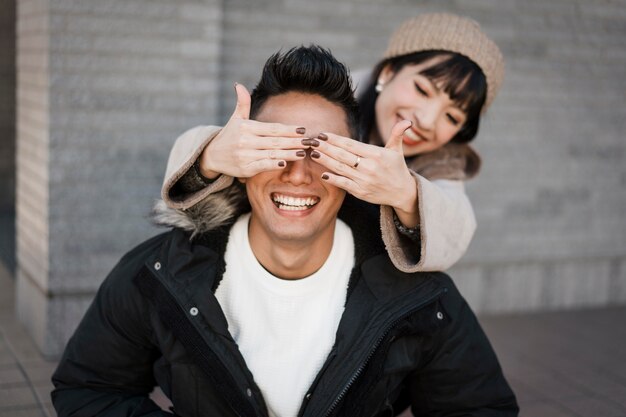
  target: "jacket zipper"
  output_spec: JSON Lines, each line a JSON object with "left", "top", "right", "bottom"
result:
{"left": 144, "top": 264, "right": 263, "bottom": 417}
{"left": 322, "top": 286, "right": 447, "bottom": 417}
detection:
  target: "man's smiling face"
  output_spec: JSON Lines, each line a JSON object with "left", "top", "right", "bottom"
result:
{"left": 243, "top": 92, "right": 350, "bottom": 246}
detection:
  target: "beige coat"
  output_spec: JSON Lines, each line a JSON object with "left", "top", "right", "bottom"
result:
{"left": 160, "top": 126, "right": 479, "bottom": 272}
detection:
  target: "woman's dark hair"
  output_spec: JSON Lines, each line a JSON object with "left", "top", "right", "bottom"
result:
{"left": 250, "top": 45, "right": 360, "bottom": 140}
{"left": 358, "top": 50, "right": 487, "bottom": 146}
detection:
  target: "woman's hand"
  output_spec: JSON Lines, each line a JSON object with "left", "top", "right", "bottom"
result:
{"left": 312, "top": 120, "right": 420, "bottom": 227}
{"left": 197, "top": 83, "right": 310, "bottom": 179}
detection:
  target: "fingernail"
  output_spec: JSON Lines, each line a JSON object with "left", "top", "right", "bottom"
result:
{"left": 278, "top": 161, "right": 285, "bottom": 167}
{"left": 308, "top": 139, "right": 320, "bottom": 148}
{"left": 296, "top": 127, "right": 306, "bottom": 134}
{"left": 311, "top": 151, "right": 320, "bottom": 159}
{"left": 321, "top": 174, "right": 329, "bottom": 180}
{"left": 296, "top": 151, "right": 306, "bottom": 157}
{"left": 301, "top": 138, "right": 312, "bottom": 146}
{"left": 318, "top": 133, "right": 328, "bottom": 141}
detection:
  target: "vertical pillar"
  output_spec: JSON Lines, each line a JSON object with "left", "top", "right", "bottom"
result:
{"left": 0, "top": 0, "right": 16, "bottom": 271}
{"left": 16, "top": 0, "right": 224, "bottom": 357}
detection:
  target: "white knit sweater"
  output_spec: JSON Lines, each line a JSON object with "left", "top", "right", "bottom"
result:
{"left": 217, "top": 214, "right": 355, "bottom": 417}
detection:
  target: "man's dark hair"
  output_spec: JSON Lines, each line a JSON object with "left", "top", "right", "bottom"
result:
{"left": 250, "top": 45, "right": 360, "bottom": 140}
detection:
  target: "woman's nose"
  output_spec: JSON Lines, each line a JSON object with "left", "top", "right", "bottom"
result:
{"left": 413, "top": 103, "right": 439, "bottom": 131}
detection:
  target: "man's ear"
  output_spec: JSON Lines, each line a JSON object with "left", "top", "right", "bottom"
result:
{"left": 237, "top": 177, "right": 246, "bottom": 184}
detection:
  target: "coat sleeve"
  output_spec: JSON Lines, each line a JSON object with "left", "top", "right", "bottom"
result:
{"left": 161, "top": 125, "right": 235, "bottom": 209}
{"left": 407, "top": 282, "right": 519, "bottom": 416}
{"left": 51, "top": 250, "right": 173, "bottom": 417}
{"left": 380, "top": 174, "right": 476, "bottom": 273}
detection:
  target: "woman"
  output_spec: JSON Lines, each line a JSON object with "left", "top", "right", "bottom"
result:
{"left": 158, "top": 12, "right": 504, "bottom": 272}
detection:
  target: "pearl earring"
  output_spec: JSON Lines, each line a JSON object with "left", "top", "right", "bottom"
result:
{"left": 375, "top": 81, "right": 384, "bottom": 93}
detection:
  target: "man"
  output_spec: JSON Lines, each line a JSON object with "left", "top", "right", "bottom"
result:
{"left": 52, "top": 46, "right": 518, "bottom": 417}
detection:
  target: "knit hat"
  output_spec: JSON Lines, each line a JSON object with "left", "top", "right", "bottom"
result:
{"left": 383, "top": 13, "right": 504, "bottom": 111}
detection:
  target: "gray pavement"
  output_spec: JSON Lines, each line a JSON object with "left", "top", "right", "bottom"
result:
{"left": 1, "top": 261, "right": 625, "bottom": 417}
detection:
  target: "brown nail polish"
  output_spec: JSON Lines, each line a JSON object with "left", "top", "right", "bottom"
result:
{"left": 321, "top": 174, "right": 329, "bottom": 180}
{"left": 311, "top": 150, "right": 320, "bottom": 159}
{"left": 278, "top": 161, "right": 285, "bottom": 167}
{"left": 296, "top": 127, "right": 306, "bottom": 134}
{"left": 318, "top": 133, "right": 328, "bottom": 141}
{"left": 301, "top": 138, "right": 312, "bottom": 146}
{"left": 296, "top": 150, "right": 306, "bottom": 157}
{"left": 309, "top": 139, "right": 320, "bottom": 148}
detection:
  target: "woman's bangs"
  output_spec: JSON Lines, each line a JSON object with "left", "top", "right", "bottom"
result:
{"left": 420, "top": 55, "right": 487, "bottom": 114}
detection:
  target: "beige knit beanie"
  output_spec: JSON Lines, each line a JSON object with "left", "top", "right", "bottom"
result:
{"left": 383, "top": 13, "right": 505, "bottom": 111}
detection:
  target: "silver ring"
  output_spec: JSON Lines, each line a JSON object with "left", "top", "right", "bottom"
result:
{"left": 353, "top": 155, "right": 361, "bottom": 169}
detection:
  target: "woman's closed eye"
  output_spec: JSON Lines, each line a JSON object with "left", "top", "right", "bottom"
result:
{"left": 414, "top": 82, "right": 429, "bottom": 97}
{"left": 446, "top": 113, "right": 460, "bottom": 125}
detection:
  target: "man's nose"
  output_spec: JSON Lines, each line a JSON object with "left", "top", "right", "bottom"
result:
{"left": 280, "top": 157, "right": 313, "bottom": 185}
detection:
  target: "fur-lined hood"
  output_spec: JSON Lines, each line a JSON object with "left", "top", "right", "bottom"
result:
{"left": 153, "top": 184, "right": 387, "bottom": 269}
{"left": 153, "top": 183, "right": 249, "bottom": 239}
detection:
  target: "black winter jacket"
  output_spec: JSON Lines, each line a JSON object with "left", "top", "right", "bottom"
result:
{"left": 52, "top": 195, "right": 518, "bottom": 417}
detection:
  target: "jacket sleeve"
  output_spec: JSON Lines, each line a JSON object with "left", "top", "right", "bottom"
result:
{"left": 407, "top": 282, "right": 519, "bottom": 416}
{"left": 161, "top": 125, "right": 235, "bottom": 209}
{"left": 380, "top": 174, "right": 476, "bottom": 273}
{"left": 51, "top": 252, "right": 172, "bottom": 417}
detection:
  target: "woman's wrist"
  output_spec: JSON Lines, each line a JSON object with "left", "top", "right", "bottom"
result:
{"left": 392, "top": 175, "right": 419, "bottom": 227}
{"left": 191, "top": 158, "right": 217, "bottom": 185}
{"left": 197, "top": 145, "right": 221, "bottom": 180}
{"left": 392, "top": 211, "right": 420, "bottom": 242}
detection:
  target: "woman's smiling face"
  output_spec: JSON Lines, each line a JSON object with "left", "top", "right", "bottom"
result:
{"left": 374, "top": 57, "right": 469, "bottom": 157}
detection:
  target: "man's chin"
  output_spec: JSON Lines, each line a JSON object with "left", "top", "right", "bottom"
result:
{"left": 270, "top": 226, "right": 317, "bottom": 244}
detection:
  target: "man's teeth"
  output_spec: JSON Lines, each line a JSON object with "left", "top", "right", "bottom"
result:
{"left": 273, "top": 194, "right": 318, "bottom": 211}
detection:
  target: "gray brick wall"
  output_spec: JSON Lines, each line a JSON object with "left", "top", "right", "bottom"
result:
{"left": 45, "top": 0, "right": 222, "bottom": 295}
{"left": 14, "top": 0, "right": 626, "bottom": 355}
{"left": 216, "top": 0, "right": 626, "bottom": 313}
{"left": 452, "top": 0, "right": 626, "bottom": 312}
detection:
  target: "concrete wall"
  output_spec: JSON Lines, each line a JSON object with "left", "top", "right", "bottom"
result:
{"left": 13, "top": 0, "right": 626, "bottom": 356}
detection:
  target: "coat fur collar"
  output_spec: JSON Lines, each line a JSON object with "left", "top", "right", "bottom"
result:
{"left": 152, "top": 184, "right": 386, "bottom": 278}
{"left": 409, "top": 143, "right": 481, "bottom": 181}
{"left": 152, "top": 183, "right": 249, "bottom": 239}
